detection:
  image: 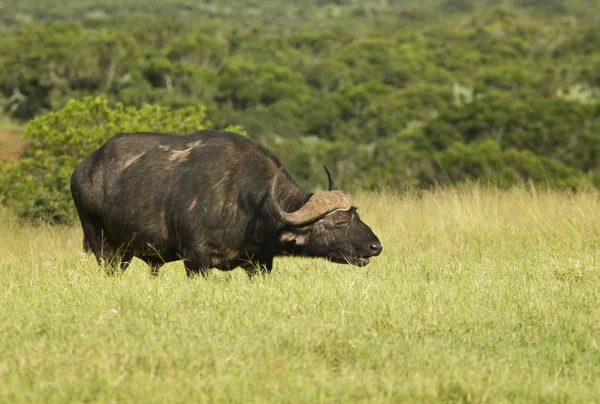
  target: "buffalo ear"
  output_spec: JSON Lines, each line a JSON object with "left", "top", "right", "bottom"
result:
{"left": 279, "top": 231, "right": 307, "bottom": 246}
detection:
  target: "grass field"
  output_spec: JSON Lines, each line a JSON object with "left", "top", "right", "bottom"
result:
{"left": 1, "top": 187, "right": 600, "bottom": 403}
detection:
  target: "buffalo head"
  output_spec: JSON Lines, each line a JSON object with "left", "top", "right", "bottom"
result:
{"left": 269, "top": 166, "right": 383, "bottom": 266}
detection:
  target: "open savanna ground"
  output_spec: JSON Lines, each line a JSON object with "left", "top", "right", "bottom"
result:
{"left": 1, "top": 187, "right": 600, "bottom": 403}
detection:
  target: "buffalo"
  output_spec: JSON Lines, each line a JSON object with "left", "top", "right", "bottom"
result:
{"left": 70, "top": 130, "right": 382, "bottom": 276}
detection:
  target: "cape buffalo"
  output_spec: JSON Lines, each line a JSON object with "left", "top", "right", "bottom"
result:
{"left": 70, "top": 130, "right": 382, "bottom": 276}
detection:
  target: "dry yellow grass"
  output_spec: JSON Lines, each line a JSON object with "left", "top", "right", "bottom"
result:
{"left": 1, "top": 186, "right": 600, "bottom": 402}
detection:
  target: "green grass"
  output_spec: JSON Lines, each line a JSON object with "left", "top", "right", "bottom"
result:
{"left": 1, "top": 187, "right": 600, "bottom": 403}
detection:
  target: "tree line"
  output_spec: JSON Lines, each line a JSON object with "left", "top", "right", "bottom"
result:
{"left": 1, "top": 0, "right": 599, "bottom": 222}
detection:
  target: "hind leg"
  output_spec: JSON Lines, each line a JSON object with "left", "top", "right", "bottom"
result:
{"left": 96, "top": 240, "right": 131, "bottom": 275}
{"left": 116, "top": 250, "right": 134, "bottom": 273}
{"left": 77, "top": 212, "right": 105, "bottom": 267}
{"left": 76, "top": 211, "right": 130, "bottom": 274}
{"left": 83, "top": 236, "right": 91, "bottom": 253}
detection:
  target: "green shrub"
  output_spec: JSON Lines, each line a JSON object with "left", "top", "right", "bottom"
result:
{"left": 1, "top": 95, "right": 225, "bottom": 224}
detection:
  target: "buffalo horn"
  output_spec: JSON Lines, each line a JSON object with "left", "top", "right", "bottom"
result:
{"left": 268, "top": 166, "right": 353, "bottom": 226}
{"left": 324, "top": 165, "right": 334, "bottom": 191}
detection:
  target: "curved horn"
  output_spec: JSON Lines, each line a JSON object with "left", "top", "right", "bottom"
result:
{"left": 323, "top": 165, "right": 335, "bottom": 191}
{"left": 268, "top": 166, "right": 295, "bottom": 224}
{"left": 268, "top": 166, "right": 353, "bottom": 226}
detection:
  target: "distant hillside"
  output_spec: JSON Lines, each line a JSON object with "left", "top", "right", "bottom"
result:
{"left": 0, "top": 0, "right": 596, "bottom": 27}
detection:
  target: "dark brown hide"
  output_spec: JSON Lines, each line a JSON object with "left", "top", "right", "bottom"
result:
{"left": 70, "top": 130, "right": 382, "bottom": 277}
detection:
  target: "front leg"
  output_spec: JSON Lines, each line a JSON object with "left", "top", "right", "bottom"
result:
{"left": 243, "top": 256, "right": 273, "bottom": 277}
{"left": 180, "top": 248, "right": 211, "bottom": 278}
{"left": 141, "top": 256, "right": 165, "bottom": 277}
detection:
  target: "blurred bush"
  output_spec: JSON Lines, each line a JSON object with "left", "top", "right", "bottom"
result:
{"left": 1, "top": 95, "right": 215, "bottom": 223}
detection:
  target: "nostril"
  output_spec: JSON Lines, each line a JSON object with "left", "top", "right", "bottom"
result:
{"left": 370, "top": 242, "right": 383, "bottom": 255}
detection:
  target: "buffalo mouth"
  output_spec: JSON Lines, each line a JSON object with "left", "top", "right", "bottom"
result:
{"left": 329, "top": 256, "right": 371, "bottom": 267}
{"left": 351, "top": 257, "right": 371, "bottom": 267}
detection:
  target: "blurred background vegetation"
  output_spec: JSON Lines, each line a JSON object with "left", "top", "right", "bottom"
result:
{"left": 0, "top": 0, "right": 599, "bottom": 222}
